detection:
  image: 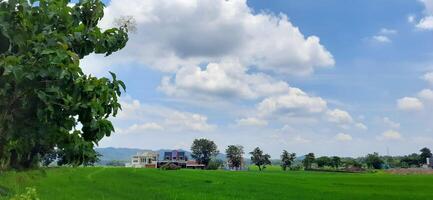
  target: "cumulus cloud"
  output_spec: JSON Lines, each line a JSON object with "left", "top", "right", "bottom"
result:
{"left": 93, "top": 0, "right": 334, "bottom": 75}
{"left": 326, "top": 109, "right": 354, "bottom": 124}
{"left": 237, "top": 117, "right": 268, "bottom": 127}
{"left": 415, "top": 0, "right": 433, "bottom": 30}
{"left": 159, "top": 60, "right": 291, "bottom": 100}
{"left": 378, "top": 130, "right": 402, "bottom": 141}
{"left": 369, "top": 28, "right": 397, "bottom": 43}
{"left": 422, "top": 72, "right": 433, "bottom": 85}
{"left": 383, "top": 117, "right": 400, "bottom": 129}
{"left": 372, "top": 35, "right": 391, "bottom": 43}
{"left": 335, "top": 133, "right": 353, "bottom": 141}
{"left": 116, "top": 97, "right": 215, "bottom": 133}
{"left": 418, "top": 89, "right": 433, "bottom": 102}
{"left": 397, "top": 97, "right": 424, "bottom": 111}
{"left": 355, "top": 123, "right": 368, "bottom": 130}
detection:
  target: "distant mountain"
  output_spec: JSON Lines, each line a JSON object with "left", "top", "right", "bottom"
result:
{"left": 95, "top": 147, "right": 226, "bottom": 163}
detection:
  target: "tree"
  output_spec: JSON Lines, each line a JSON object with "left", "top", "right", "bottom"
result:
{"left": 316, "top": 156, "right": 331, "bottom": 168}
{"left": 331, "top": 156, "right": 341, "bottom": 169}
{"left": 225, "top": 145, "right": 244, "bottom": 169}
{"left": 400, "top": 153, "right": 421, "bottom": 167}
{"left": 302, "top": 153, "right": 315, "bottom": 169}
{"left": 191, "top": 138, "right": 219, "bottom": 168}
{"left": 419, "top": 147, "right": 432, "bottom": 164}
{"left": 0, "top": 0, "right": 130, "bottom": 169}
{"left": 365, "top": 152, "right": 384, "bottom": 169}
{"left": 249, "top": 147, "right": 271, "bottom": 171}
{"left": 280, "top": 150, "right": 296, "bottom": 171}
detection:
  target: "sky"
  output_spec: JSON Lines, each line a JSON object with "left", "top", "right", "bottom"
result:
{"left": 80, "top": 0, "right": 433, "bottom": 158}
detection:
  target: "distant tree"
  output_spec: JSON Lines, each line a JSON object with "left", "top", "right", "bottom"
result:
{"left": 191, "top": 138, "right": 219, "bottom": 169}
{"left": 365, "top": 152, "right": 384, "bottom": 169}
{"left": 419, "top": 147, "right": 432, "bottom": 164}
{"left": 225, "top": 145, "right": 244, "bottom": 169}
{"left": 250, "top": 147, "right": 271, "bottom": 171}
{"left": 316, "top": 156, "right": 331, "bottom": 168}
{"left": 208, "top": 159, "right": 224, "bottom": 170}
{"left": 303, "top": 153, "right": 315, "bottom": 169}
{"left": 342, "top": 158, "right": 362, "bottom": 168}
{"left": 331, "top": 156, "right": 342, "bottom": 169}
{"left": 280, "top": 150, "right": 296, "bottom": 171}
{"left": 400, "top": 153, "right": 421, "bottom": 167}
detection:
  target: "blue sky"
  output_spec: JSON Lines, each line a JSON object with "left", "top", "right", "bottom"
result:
{"left": 81, "top": 0, "right": 433, "bottom": 157}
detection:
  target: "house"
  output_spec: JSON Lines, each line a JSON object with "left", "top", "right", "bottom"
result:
{"left": 428, "top": 157, "right": 433, "bottom": 168}
{"left": 157, "top": 150, "right": 188, "bottom": 168}
{"left": 130, "top": 151, "right": 158, "bottom": 168}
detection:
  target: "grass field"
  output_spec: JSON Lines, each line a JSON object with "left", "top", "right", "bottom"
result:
{"left": 1, "top": 167, "right": 433, "bottom": 200}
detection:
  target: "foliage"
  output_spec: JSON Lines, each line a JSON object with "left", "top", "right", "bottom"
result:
{"left": 316, "top": 156, "right": 331, "bottom": 168}
{"left": 10, "top": 187, "right": 39, "bottom": 200}
{"left": 207, "top": 159, "right": 224, "bottom": 170}
{"left": 0, "top": 0, "right": 130, "bottom": 169}
{"left": 302, "top": 153, "right": 315, "bottom": 169}
{"left": 419, "top": 147, "right": 432, "bottom": 164}
{"left": 365, "top": 153, "right": 384, "bottom": 169}
{"left": 225, "top": 145, "right": 244, "bottom": 169}
{"left": 105, "top": 160, "right": 125, "bottom": 167}
{"left": 190, "top": 138, "right": 219, "bottom": 169}
{"left": 249, "top": 147, "right": 271, "bottom": 171}
{"left": 342, "top": 158, "right": 362, "bottom": 168}
{"left": 331, "top": 156, "right": 341, "bottom": 169}
{"left": 160, "top": 163, "right": 181, "bottom": 170}
{"left": 400, "top": 153, "right": 421, "bottom": 167}
{"left": 280, "top": 150, "right": 296, "bottom": 171}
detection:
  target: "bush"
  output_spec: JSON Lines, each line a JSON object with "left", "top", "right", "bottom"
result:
{"left": 289, "top": 165, "right": 303, "bottom": 171}
{"left": 10, "top": 187, "right": 39, "bottom": 200}
{"left": 207, "top": 159, "right": 224, "bottom": 170}
{"left": 160, "top": 163, "right": 181, "bottom": 170}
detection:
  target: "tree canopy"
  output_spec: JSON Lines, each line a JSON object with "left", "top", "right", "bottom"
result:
{"left": 302, "top": 153, "right": 315, "bottom": 169}
{"left": 249, "top": 147, "right": 271, "bottom": 171}
{"left": 0, "top": 0, "right": 129, "bottom": 169}
{"left": 190, "top": 138, "right": 219, "bottom": 168}
{"left": 280, "top": 150, "right": 296, "bottom": 171}
{"left": 419, "top": 147, "right": 432, "bottom": 164}
{"left": 225, "top": 145, "right": 244, "bottom": 169}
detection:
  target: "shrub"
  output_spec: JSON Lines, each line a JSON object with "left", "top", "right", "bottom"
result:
{"left": 207, "top": 159, "right": 224, "bottom": 170}
{"left": 160, "top": 163, "right": 181, "bottom": 170}
{"left": 10, "top": 187, "right": 39, "bottom": 200}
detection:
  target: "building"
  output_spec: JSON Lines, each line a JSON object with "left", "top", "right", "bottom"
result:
{"left": 157, "top": 150, "right": 188, "bottom": 168}
{"left": 428, "top": 157, "right": 433, "bottom": 168}
{"left": 186, "top": 160, "right": 205, "bottom": 169}
{"left": 130, "top": 151, "right": 158, "bottom": 168}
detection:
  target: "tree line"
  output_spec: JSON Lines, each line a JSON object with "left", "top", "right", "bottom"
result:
{"left": 190, "top": 138, "right": 433, "bottom": 171}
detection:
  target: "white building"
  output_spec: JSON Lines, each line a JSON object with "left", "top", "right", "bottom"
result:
{"left": 131, "top": 151, "right": 158, "bottom": 168}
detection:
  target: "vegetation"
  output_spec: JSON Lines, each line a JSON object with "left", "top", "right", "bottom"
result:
{"left": 190, "top": 138, "right": 219, "bottom": 169}
{"left": 0, "top": 0, "right": 130, "bottom": 170}
{"left": 365, "top": 153, "right": 384, "bottom": 169}
{"left": 207, "top": 159, "right": 224, "bottom": 170}
{"left": 420, "top": 147, "right": 432, "bottom": 164}
{"left": 249, "top": 147, "right": 271, "bottom": 171}
{"left": 225, "top": 145, "right": 244, "bottom": 169}
{"left": 303, "top": 153, "right": 315, "bottom": 169}
{"left": 280, "top": 150, "right": 296, "bottom": 171}
{"left": 2, "top": 168, "right": 433, "bottom": 199}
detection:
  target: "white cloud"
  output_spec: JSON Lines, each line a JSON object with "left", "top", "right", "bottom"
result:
{"left": 418, "top": 89, "right": 433, "bottom": 101}
{"left": 257, "top": 89, "right": 328, "bottom": 117}
{"left": 237, "top": 117, "right": 268, "bottom": 127}
{"left": 372, "top": 35, "right": 391, "bottom": 43}
{"left": 293, "top": 136, "right": 311, "bottom": 144}
{"left": 93, "top": 0, "right": 334, "bottom": 75}
{"left": 335, "top": 133, "right": 353, "bottom": 141}
{"left": 355, "top": 123, "right": 368, "bottom": 130}
{"left": 383, "top": 117, "right": 400, "bottom": 129}
{"left": 378, "top": 130, "right": 402, "bottom": 141}
{"left": 326, "top": 109, "right": 354, "bottom": 124}
{"left": 379, "top": 28, "right": 397, "bottom": 35}
{"left": 408, "top": 15, "right": 416, "bottom": 23}
{"left": 415, "top": 0, "right": 433, "bottom": 30}
{"left": 122, "top": 122, "right": 164, "bottom": 134}
{"left": 159, "top": 60, "right": 291, "bottom": 100}
{"left": 116, "top": 97, "right": 215, "bottom": 132}
{"left": 397, "top": 97, "right": 424, "bottom": 111}
{"left": 422, "top": 72, "right": 433, "bottom": 85}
